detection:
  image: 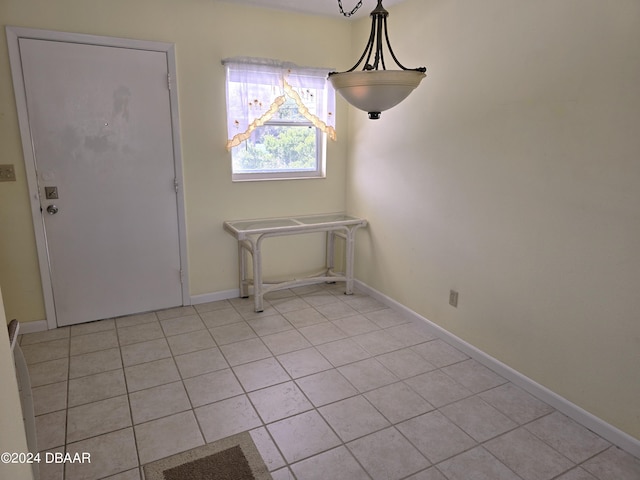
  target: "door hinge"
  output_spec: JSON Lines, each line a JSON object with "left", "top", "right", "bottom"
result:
{"left": 167, "top": 73, "right": 172, "bottom": 91}
{"left": 174, "top": 178, "right": 179, "bottom": 193}
{"left": 179, "top": 269, "right": 184, "bottom": 284}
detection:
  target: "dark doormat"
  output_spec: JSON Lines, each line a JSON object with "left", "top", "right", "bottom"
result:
{"left": 143, "top": 432, "right": 273, "bottom": 480}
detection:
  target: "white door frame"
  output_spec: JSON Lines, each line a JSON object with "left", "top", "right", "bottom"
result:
{"left": 6, "top": 26, "right": 190, "bottom": 330}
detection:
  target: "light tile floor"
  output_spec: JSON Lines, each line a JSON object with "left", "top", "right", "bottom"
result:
{"left": 20, "top": 284, "right": 640, "bottom": 480}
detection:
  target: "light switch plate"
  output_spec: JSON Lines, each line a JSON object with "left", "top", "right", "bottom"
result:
{"left": 0, "top": 164, "right": 16, "bottom": 182}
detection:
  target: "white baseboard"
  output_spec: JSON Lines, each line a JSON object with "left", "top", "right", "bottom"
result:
{"left": 354, "top": 280, "right": 640, "bottom": 458}
{"left": 16, "top": 319, "right": 48, "bottom": 335}
{"left": 190, "top": 289, "right": 240, "bottom": 305}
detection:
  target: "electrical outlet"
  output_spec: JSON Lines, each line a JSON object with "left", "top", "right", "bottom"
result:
{"left": 449, "top": 289, "right": 459, "bottom": 308}
{"left": 0, "top": 164, "right": 16, "bottom": 182}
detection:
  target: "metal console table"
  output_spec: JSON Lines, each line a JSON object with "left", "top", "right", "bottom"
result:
{"left": 223, "top": 213, "right": 368, "bottom": 312}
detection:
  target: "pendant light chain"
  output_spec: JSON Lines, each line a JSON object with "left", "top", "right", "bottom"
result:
{"left": 338, "top": 0, "right": 363, "bottom": 17}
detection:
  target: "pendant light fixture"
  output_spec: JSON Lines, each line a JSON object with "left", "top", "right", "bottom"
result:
{"left": 328, "top": 0, "right": 426, "bottom": 119}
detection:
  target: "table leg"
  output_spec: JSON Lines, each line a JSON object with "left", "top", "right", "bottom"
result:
{"left": 345, "top": 228, "right": 355, "bottom": 295}
{"left": 238, "top": 241, "right": 250, "bottom": 298}
{"left": 252, "top": 237, "right": 264, "bottom": 312}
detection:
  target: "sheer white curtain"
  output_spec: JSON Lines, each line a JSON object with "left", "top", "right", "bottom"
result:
{"left": 223, "top": 57, "right": 336, "bottom": 150}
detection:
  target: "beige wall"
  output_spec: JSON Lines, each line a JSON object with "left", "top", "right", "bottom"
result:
{"left": 0, "top": 289, "right": 33, "bottom": 480}
{"left": 2, "top": 0, "right": 639, "bottom": 446}
{"left": 0, "top": 0, "right": 352, "bottom": 322}
{"left": 347, "top": 0, "right": 640, "bottom": 440}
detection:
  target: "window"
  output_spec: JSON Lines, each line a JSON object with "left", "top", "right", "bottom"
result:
{"left": 224, "top": 57, "right": 336, "bottom": 181}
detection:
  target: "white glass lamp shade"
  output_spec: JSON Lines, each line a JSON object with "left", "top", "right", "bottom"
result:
{"left": 328, "top": 69, "right": 426, "bottom": 119}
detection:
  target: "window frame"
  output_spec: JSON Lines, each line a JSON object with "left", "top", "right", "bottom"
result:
{"left": 224, "top": 58, "right": 335, "bottom": 182}
{"left": 231, "top": 119, "right": 326, "bottom": 182}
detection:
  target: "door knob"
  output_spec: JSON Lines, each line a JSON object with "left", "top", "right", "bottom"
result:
{"left": 46, "top": 204, "right": 59, "bottom": 215}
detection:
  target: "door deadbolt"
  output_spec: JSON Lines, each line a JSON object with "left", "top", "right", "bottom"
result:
{"left": 46, "top": 204, "right": 59, "bottom": 215}
{"left": 45, "top": 186, "right": 59, "bottom": 199}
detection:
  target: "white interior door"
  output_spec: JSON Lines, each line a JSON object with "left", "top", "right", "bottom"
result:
{"left": 17, "top": 36, "right": 186, "bottom": 326}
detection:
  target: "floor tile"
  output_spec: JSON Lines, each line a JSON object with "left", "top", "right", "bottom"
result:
{"left": 404, "top": 370, "right": 472, "bottom": 407}
{"left": 271, "top": 297, "right": 311, "bottom": 314}
{"left": 65, "top": 428, "right": 138, "bottom": 480}
{"left": 283, "top": 307, "right": 329, "bottom": 327}
{"left": 103, "top": 469, "right": 141, "bottom": 480}
{"left": 299, "top": 322, "right": 348, "bottom": 345}
{"left": 195, "top": 395, "right": 262, "bottom": 443}
{"left": 129, "top": 381, "right": 191, "bottom": 424}
{"left": 124, "top": 357, "right": 180, "bottom": 392}
{"left": 291, "top": 446, "right": 370, "bottom": 480}
{"left": 120, "top": 337, "right": 171, "bottom": 367}
{"left": 183, "top": 368, "right": 244, "bottom": 407}
{"left": 342, "top": 295, "right": 387, "bottom": 314}
{"left": 33, "top": 381, "right": 68, "bottom": 415}
{"left": 250, "top": 427, "right": 286, "bottom": 471}
{"left": 364, "top": 382, "right": 434, "bottom": 424}
{"left": 159, "top": 314, "right": 205, "bottom": 337}
{"left": 555, "top": 467, "right": 599, "bottom": 480}
{"left": 21, "top": 338, "right": 69, "bottom": 364}
{"left": 315, "top": 301, "right": 359, "bottom": 320}
{"left": 28, "top": 357, "right": 69, "bottom": 387}
{"left": 115, "top": 311, "right": 157, "bottom": 329}
{"left": 199, "top": 307, "right": 244, "bottom": 329}
{"left": 337, "top": 358, "right": 398, "bottom": 392}
{"left": 38, "top": 445, "right": 65, "bottom": 480}
{"left": 438, "top": 446, "right": 521, "bottom": 480}
{"left": 525, "top": 411, "right": 610, "bottom": 463}
{"left": 70, "top": 319, "right": 115, "bottom": 337}
{"left": 67, "top": 395, "right": 131, "bottom": 443}
{"left": 68, "top": 369, "right": 126, "bottom": 407}
{"left": 117, "top": 321, "right": 164, "bottom": 346}
{"left": 411, "top": 339, "right": 469, "bottom": 367}
{"left": 485, "top": 427, "right": 575, "bottom": 480}
{"left": 233, "top": 357, "right": 291, "bottom": 391}
{"left": 247, "top": 314, "right": 294, "bottom": 336}
{"left": 277, "top": 347, "right": 333, "bottom": 378}
{"left": 271, "top": 468, "right": 296, "bottom": 480}
{"left": 300, "top": 292, "right": 342, "bottom": 307}
{"left": 364, "top": 308, "right": 409, "bottom": 327}
{"left": 235, "top": 303, "right": 279, "bottom": 321}
{"left": 20, "top": 327, "right": 69, "bottom": 346}
{"left": 376, "top": 348, "right": 436, "bottom": 379}
{"left": 397, "top": 411, "right": 477, "bottom": 463}
{"left": 69, "top": 347, "right": 122, "bottom": 379}
{"left": 478, "top": 383, "right": 554, "bottom": 424}
{"left": 405, "top": 467, "right": 448, "bottom": 480}
{"left": 442, "top": 359, "right": 507, "bottom": 393}
{"left": 352, "top": 329, "right": 405, "bottom": 355}
{"left": 135, "top": 410, "right": 204, "bottom": 464}
{"left": 319, "top": 395, "right": 390, "bottom": 442}
{"left": 295, "top": 369, "right": 358, "bottom": 407}
{"left": 220, "top": 337, "right": 272, "bottom": 366}
{"left": 440, "top": 395, "right": 517, "bottom": 442}
{"left": 209, "top": 321, "right": 257, "bottom": 345}
{"left": 582, "top": 446, "right": 640, "bottom": 480}
{"left": 165, "top": 328, "right": 216, "bottom": 356}
{"left": 35, "top": 410, "right": 66, "bottom": 451}
{"left": 249, "top": 381, "right": 313, "bottom": 423}
{"left": 347, "top": 427, "right": 430, "bottom": 480}
{"left": 261, "top": 329, "right": 312, "bottom": 355}
{"left": 155, "top": 305, "right": 196, "bottom": 321}
{"left": 384, "top": 322, "right": 437, "bottom": 346}
{"left": 267, "top": 410, "right": 341, "bottom": 463}
{"left": 331, "top": 314, "right": 380, "bottom": 336}
{"left": 193, "top": 299, "right": 232, "bottom": 314}
{"left": 70, "top": 329, "right": 119, "bottom": 356}
{"left": 316, "top": 338, "right": 371, "bottom": 367}
{"left": 174, "top": 347, "right": 228, "bottom": 378}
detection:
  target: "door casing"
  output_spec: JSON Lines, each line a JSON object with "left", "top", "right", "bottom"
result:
{"left": 6, "top": 26, "right": 190, "bottom": 329}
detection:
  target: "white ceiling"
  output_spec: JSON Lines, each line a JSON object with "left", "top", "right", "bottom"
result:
{"left": 218, "top": 0, "right": 409, "bottom": 20}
